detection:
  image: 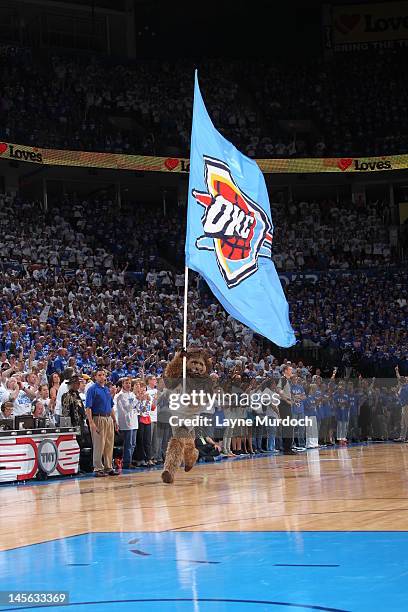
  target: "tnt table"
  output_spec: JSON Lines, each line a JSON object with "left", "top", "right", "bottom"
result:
{"left": 0, "top": 427, "right": 80, "bottom": 483}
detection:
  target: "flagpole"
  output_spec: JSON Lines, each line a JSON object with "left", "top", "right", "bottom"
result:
{"left": 182, "top": 265, "right": 189, "bottom": 389}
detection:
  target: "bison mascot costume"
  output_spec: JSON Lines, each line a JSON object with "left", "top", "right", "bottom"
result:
{"left": 161, "top": 347, "right": 212, "bottom": 484}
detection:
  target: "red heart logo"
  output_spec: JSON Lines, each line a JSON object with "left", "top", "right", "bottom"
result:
{"left": 335, "top": 14, "right": 361, "bottom": 34}
{"left": 165, "top": 158, "right": 179, "bottom": 171}
{"left": 337, "top": 158, "right": 353, "bottom": 172}
{"left": 0, "top": 143, "right": 8, "bottom": 154}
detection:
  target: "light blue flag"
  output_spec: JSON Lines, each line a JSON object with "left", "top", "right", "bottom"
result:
{"left": 185, "top": 72, "right": 296, "bottom": 348}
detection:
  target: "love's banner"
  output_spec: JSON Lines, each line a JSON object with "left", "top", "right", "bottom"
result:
{"left": 0, "top": 139, "right": 405, "bottom": 174}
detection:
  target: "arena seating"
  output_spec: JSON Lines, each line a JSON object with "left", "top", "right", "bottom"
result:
{"left": 1, "top": 48, "right": 408, "bottom": 157}
{"left": 0, "top": 192, "right": 406, "bottom": 379}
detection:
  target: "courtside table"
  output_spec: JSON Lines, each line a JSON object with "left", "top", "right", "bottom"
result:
{"left": 0, "top": 427, "right": 81, "bottom": 483}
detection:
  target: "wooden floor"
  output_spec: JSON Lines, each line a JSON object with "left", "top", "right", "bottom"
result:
{"left": 2, "top": 444, "right": 408, "bottom": 551}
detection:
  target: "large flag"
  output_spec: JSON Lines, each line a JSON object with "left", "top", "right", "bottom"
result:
{"left": 185, "top": 72, "right": 296, "bottom": 348}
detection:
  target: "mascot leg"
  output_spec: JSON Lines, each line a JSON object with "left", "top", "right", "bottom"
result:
{"left": 184, "top": 438, "right": 199, "bottom": 472}
{"left": 161, "top": 438, "right": 185, "bottom": 484}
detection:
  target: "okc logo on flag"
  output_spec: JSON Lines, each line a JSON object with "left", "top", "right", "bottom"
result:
{"left": 192, "top": 156, "right": 273, "bottom": 288}
{"left": 185, "top": 71, "right": 295, "bottom": 348}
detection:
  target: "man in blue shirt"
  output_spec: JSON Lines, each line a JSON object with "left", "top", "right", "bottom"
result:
{"left": 85, "top": 369, "right": 119, "bottom": 477}
{"left": 53, "top": 348, "right": 68, "bottom": 374}
{"left": 397, "top": 366, "right": 408, "bottom": 441}
{"left": 110, "top": 360, "right": 126, "bottom": 384}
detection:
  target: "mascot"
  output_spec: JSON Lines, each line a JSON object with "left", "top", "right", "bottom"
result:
{"left": 161, "top": 347, "right": 212, "bottom": 484}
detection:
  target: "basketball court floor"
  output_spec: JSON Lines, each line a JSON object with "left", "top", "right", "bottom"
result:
{"left": 1, "top": 444, "right": 408, "bottom": 611}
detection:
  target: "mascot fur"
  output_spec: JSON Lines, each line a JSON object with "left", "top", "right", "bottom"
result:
{"left": 161, "top": 347, "right": 212, "bottom": 484}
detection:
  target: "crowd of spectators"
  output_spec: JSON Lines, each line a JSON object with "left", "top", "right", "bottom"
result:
{"left": 1, "top": 47, "right": 408, "bottom": 158}
{"left": 0, "top": 192, "right": 400, "bottom": 275}
{"left": 286, "top": 270, "right": 408, "bottom": 377}
{"left": 272, "top": 197, "right": 399, "bottom": 271}
{"left": 1, "top": 351, "right": 408, "bottom": 473}
{"left": 0, "top": 191, "right": 406, "bottom": 380}
{"left": 0, "top": 191, "right": 176, "bottom": 274}
{"left": 0, "top": 185, "right": 407, "bottom": 473}
{"left": 198, "top": 365, "right": 408, "bottom": 460}
{"left": 247, "top": 52, "right": 408, "bottom": 158}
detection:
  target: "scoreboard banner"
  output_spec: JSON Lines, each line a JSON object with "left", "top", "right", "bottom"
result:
{"left": 0, "top": 139, "right": 407, "bottom": 174}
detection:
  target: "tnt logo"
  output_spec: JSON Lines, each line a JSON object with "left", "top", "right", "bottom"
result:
{"left": 41, "top": 451, "right": 56, "bottom": 462}
{"left": 37, "top": 439, "right": 58, "bottom": 475}
{"left": 192, "top": 156, "right": 272, "bottom": 288}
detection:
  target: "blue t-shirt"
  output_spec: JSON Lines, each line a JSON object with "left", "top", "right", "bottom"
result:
{"left": 319, "top": 393, "right": 332, "bottom": 419}
{"left": 291, "top": 384, "right": 305, "bottom": 416}
{"left": 111, "top": 368, "right": 126, "bottom": 384}
{"left": 317, "top": 398, "right": 326, "bottom": 421}
{"left": 53, "top": 356, "right": 67, "bottom": 374}
{"left": 85, "top": 383, "right": 113, "bottom": 416}
{"left": 304, "top": 395, "right": 318, "bottom": 418}
{"left": 334, "top": 392, "right": 350, "bottom": 421}
{"left": 349, "top": 394, "right": 360, "bottom": 417}
{"left": 399, "top": 384, "right": 408, "bottom": 405}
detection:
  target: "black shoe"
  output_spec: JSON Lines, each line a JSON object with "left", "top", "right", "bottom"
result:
{"left": 283, "top": 450, "right": 298, "bottom": 455}
{"left": 204, "top": 456, "right": 215, "bottom": 462}
{"left": 106, "top": 469, "right": 120, "bottom": 476}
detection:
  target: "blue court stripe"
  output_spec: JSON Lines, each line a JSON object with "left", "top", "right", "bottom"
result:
{"left": 274, "top": 564, "right": 340, "bottom": 567}
{"left": 0, "top": 598, "right": 350, "bottom": 612}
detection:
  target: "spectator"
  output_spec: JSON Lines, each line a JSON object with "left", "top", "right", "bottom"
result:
{"left": 48, "top": 373, "right": 60, "bottom": 416}
{"left": 154, "top": 377, "right": 172, "bottom": 464}
{"left": 0, "top": 400, "right": 14, "bottom": 420}
{"left": 61, "top": 374, "right": 86, "bottom": 430}
{"left": 85, "top": 369, "right": 119, "bottom": 477}
{"left": 396, "top": 366, "right": 408, "bottom": 441}
{"left": 116, "top": 377, "right": 139, "bottom": 469}
{"left": 146, "top": 375, "right": 158, "bottom": 462}
{"left": 55, "top": 368, "right": 75, "bottom": 426}
{"left": 134, "top": 379, "right": 153, "bottom": 467}
{"left": 195, "top": 420, "right": 222, "bottom": 462}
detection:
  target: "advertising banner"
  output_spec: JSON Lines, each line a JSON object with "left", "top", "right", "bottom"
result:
{"left": 333, "top": 1, "right": 408, "bottom": 51}
{"left": 0, "top": 139, "right": 407, "bottom": 174}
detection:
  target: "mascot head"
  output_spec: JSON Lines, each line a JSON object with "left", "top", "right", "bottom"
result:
{"left": 184, "top": 347, "right": 211, "bottom": 378}
{"left": 164, "top": 347, "right": 212, "bottom": 391}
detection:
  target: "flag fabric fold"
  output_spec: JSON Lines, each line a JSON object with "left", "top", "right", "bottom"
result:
{"left": 185, "top": 71, "right": 296, "bottom": 348}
